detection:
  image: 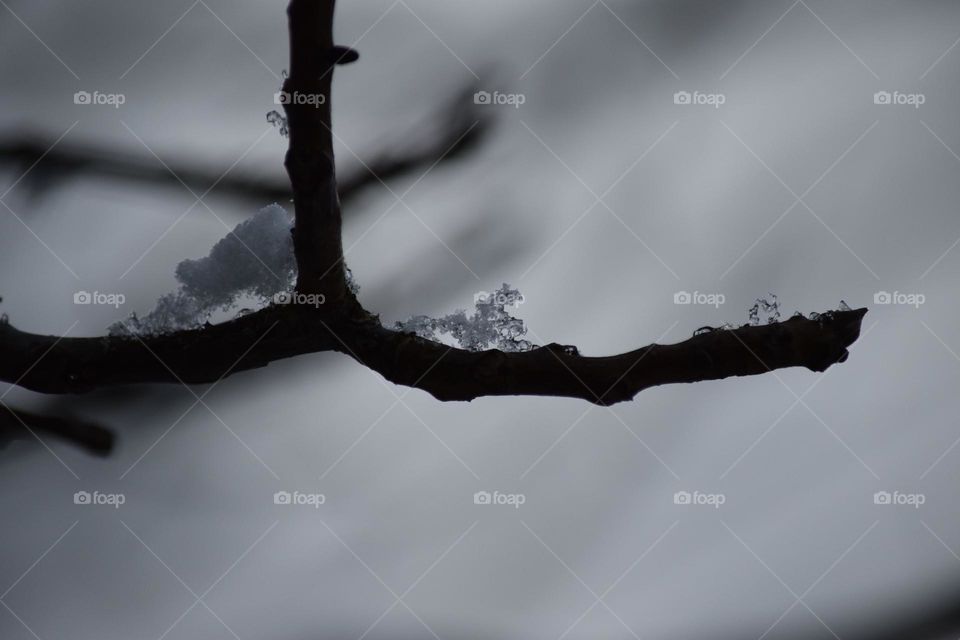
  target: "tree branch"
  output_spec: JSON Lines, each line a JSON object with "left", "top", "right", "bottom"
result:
{"left": 0, "top": 306, "right": 866, "bottom": 404}
{"left": 0, "top": 0, "right": 869, "bottom": 450}
{"left": 283, "top": 0, "right": 347, "bottom": 300}
{"left": 329, "top": 308, "right": 868, "bottom": 405}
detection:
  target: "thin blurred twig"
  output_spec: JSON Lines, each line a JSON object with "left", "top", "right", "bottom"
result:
{"left": 0, "top": 84, "right": 491, "bottom": 207}
{"left": 0, "top": 405, "right": 113, "bottom": 455}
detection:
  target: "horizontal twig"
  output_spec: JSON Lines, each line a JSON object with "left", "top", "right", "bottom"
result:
{"left": 0, "top": 306, "right": 866, "bottom": 405}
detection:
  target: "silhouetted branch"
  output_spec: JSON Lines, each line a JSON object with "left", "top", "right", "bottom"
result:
{"left": 352, "top": 309, "right": 867, "bottom": 404}
{"left": 0, "top": 0, "right": 868, "bottom": 452}
{"left": 0, "top": 306, "right": 866, "bottom": 403}
{"left": 282, "top": 0, "right": 348, "bottom": 300}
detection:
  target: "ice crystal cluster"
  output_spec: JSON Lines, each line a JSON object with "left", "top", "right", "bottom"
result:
{"left": 266, "top": 110, "right": 289, "bottom": 138}
{"left": 266, "top": 70, "right": 290, "bottom": 137}
{"left": 110, "top": 204, "right": 298, "bottom": 336}
{"left": 394, "top": 284, "right": 535, "bottom": 352}
{"left": 807, "top": 299, "right": 851, "bottom": 322}
{"left": 693, "top": 295, "right": 852, "bottom": 337}
{"left": 748, "top": 295, "right": 855, "bottom": 327}
{"left": 748, "top": 294, "right": 781, "bottom": 326}
{"left": 749, "top": 295, "right": 852, "bottom": 327}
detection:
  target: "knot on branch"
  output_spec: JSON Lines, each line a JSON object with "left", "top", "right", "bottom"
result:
{"left": 327, "top": 45, "right": 359, "bottom": 66}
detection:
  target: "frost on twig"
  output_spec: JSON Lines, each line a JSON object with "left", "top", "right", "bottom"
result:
{"left": 393, "top": 284, "right": 536, "bottom": 352}
{"left": 266, "top": 70, "right": 290, "bottom": 138}
{"left": 750, "top": 294, "right": 851, "bottom": 326}
{"left": 748, "top": 294, "right": 781, "bottom": 326}
{"left": 692, "top": 295, "right": 854, "bottom": 336}
{"left": 266, "top": 110, "right": 289, "bottom": 138}
{"left": 110, "top": 204, "right": 297, "bottom": 336}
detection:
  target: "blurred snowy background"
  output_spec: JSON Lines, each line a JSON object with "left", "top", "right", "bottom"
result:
{"left": 1, "top": 0, "right": 960, "bottom": 638}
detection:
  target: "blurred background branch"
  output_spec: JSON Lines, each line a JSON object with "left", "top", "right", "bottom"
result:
{"left": 0, "top": 82, "right": 492, "bottom": 209}
{"left": 0, "top": 404, "right": 113, "bottom": 455}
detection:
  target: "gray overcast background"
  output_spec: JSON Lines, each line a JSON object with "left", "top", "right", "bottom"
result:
{"left": 1, "top": 0, "right": 959, "bottom": 638}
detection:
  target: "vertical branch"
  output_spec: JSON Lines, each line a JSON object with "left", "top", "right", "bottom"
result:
{"left": 283, "top": 0, "right": 347, "bottom": 302}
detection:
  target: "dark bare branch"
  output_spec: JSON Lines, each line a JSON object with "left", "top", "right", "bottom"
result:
{"left": 283, "top": 0, "right": 347, "bottom": 300}
{"left": 0, "top": 306, "right": 866, "bottom": 405}
{"left": 0, "top": 306, "right": 318, "bottom": 394}
{"left": 345, "top": 308, "right": 868, "bottom": 405}
{"left": 0, "top": 0, "right": 868, "bottom": 453}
